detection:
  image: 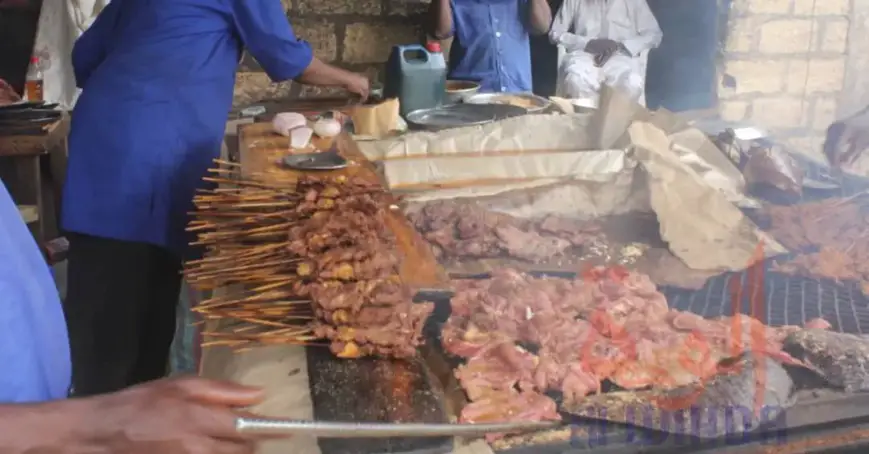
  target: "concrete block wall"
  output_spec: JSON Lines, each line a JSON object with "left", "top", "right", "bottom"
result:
{"left": 718, "top": 0, "right": 850, "bottom": 158}
{"left": 232, "top": 0, "right": 427, "bottom": 107}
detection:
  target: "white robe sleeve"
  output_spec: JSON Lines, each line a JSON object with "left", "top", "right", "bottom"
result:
{"left": 621, "top": 0, "right": 662, "bottom": 56}
{"left": 548, "top": 0, "right": 588, "bottom": 53}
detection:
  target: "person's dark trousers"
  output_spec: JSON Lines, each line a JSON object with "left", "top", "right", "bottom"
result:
{"left": 530, "top": 0, "right": 564, "bottom": 97}
{"left": 63, "top": 232, "right": 182, "bottom": 397}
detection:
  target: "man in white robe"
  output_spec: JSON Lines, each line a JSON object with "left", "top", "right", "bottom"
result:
{"left": 33, "top": 0, "right": 108, "bottom": 109}
{"left": 549, "top": 0, "right": 662, "bottom": 104}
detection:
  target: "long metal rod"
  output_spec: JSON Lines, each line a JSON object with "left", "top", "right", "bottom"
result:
{"left": 235, "top": 418, "right": 561, "bottom": 438}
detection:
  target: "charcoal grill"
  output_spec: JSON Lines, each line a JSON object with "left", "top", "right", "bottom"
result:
{"left": 661, "top": 265, "right": 869, "bottom": 335}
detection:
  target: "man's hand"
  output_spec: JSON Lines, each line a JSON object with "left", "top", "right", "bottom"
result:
{"left": 342, "top": 72, "right": 371, "bottom": 102}
{"left": 0, "top": 79, "right": 21, "bottom": 106}
{"left": 824, "top": 113, "right": 869, "bottom": 169}
{"left": 585, "top": 39, "right": 620, "bottom": 57}
{"left": 83, "top": 376, "right": 274, "bottom": 453}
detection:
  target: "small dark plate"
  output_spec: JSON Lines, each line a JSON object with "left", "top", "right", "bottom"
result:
{"left": 282, "top": 150, "right": 348, "bottom": 171}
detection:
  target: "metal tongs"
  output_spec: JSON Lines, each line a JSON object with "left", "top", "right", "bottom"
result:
{"left": 235, "top": 418, "right": 560, "bottom": 438}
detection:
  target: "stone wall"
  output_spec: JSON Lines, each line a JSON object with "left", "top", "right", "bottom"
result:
{"left": 232, "top": 0, "right": 427, "bottom": 106}
{"left": 232, "top": 0, "right": 861, "bottom": 160}
{"left": 718, "top": 0, "right": 850, "bottom": 158}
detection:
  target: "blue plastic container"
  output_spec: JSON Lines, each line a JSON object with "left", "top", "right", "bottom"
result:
{"left": 384, "top": 43, "right": 448, "bottom": 118}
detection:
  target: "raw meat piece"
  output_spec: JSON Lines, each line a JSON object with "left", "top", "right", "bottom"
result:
{"left": 454, "top": 343, "right": 537, "bottom": 400}
{"left": 272, "top": 112, "right": 307, "bottom": 136}
{"left": 290, "top": 126, "right": 313, "bottom": 149}
{"left": 458, "top": 390, "right": 561, "bottom": 442}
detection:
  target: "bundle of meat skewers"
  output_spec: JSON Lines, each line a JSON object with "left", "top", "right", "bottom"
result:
{"left": 185, "top": 163, "right": 432, "bottom": 358}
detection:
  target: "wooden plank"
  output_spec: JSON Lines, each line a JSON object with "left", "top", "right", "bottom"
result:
{"left": 0, "top": 116, "right": 68, "bottom": 157}
{"left": 237, "top": 122, "right": 448, "bottom": 290}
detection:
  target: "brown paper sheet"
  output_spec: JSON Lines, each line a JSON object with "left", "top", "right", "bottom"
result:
{"left": 362, "top": 86, "right": 785, "bottom": 272}
{"left": 350, "top": 98, "right": 400, "bottom": 139}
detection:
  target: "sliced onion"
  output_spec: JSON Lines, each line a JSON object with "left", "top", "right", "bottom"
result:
{"left": 272, "top": 112, "right": 307, "bottom": 137}
{"left": 313, "top": 118, "right": 342, "bottom": 138}
{"left": 290, "top": 126, "right": 313, "bottom": 149}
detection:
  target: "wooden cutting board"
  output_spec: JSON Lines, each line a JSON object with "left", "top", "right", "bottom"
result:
{"left": 237, "top": 122, "right": 449, "bottom": 291}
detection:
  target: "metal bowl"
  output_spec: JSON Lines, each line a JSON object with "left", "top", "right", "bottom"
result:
{"left": 444, "top": 80, "right": 482, "bottom": 104}
{"left": 463, "top": 92, "right": 551, "bottom": 113}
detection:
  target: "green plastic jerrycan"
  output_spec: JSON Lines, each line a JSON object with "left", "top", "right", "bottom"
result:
{"left": 384, "top": 42, "right": 448, "bottom": 118}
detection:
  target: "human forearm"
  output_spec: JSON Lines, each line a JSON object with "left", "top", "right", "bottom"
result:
{"left": 528, "top": 0, "right": 552, "bottom": 35}
{"left": 296, "top": 58, "right": 357, "bottom": 87}
{"left": 0, "top": 399, "right": 93, "bottom": 452}
{"left": 428, "top": 0, "right": 453, "bottom": 39}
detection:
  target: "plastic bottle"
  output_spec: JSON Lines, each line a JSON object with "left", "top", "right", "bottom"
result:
{"left": 384, "top": 42, "right": 448, "bottom": 117}
{"left": 24, "top": 56, "right": 44, "bottom": 102}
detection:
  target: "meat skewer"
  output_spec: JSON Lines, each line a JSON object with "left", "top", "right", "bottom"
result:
{"left": 184, "top": 163, "right": 433, "bottom": 358}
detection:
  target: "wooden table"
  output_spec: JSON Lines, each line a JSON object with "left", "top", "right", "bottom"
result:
{"left": 200, "top": 122, "right": 475, "bottom": 454}
{"left": 0, "top": 116, "right": 69, "bottom": 243}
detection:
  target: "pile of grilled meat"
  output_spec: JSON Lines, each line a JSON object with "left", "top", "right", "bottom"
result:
{"left": 762, "top": 198, "right": 869, "bottom": 294}
{"left": 442, "top": 267, "right": 834, "bottom": 437}
{"left": 287, "top": 176, "right": 433, "bottom": 358}
{"left": 408, "top": 199, "right": 603, "bottom": 263}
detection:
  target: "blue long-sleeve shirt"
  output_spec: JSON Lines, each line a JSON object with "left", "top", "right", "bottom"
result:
{"left": 0, "top": 181, "right": 70, "bottom": 402}
{"left": 63, "top": 0, "right": 313, "bottom": 257}
{"left": 447, "top": 0, "right": 534, "bottom": 93}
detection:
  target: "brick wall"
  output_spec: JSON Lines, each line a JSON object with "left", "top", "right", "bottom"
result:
{"left": 233, "top": 0, "right": 852, "bottom": 159}
{"left": 718, "top": 0, "right": 850, "bottom": 158}
{"left": 232, "top": 0, "right": 427, "bottom": 106}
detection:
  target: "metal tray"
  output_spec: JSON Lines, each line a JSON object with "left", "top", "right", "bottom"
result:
{"left": 405, "top": 104, "right": 527, "bottom": 132}
{"left": 282, "top": 150, "right": 348, "bottom": 171}
{"left": 463, "top": 92, "right": 551, "bottom": 114}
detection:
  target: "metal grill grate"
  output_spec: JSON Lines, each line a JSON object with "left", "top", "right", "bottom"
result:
{"left": 661, "top": 263, "right": 869, "bottom": 334}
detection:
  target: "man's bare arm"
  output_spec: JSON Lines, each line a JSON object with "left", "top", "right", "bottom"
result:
{"left": 0, "top": 377, "right": 279, "bottom": 454}
{"left": 527, "top": 0, "right": 553, "bottom": 35}
{"left": 0, "top": 400, "right": 88, "bottom": 452}
{"left": 620, "top": 0, "right": 662, "bottom": 56}
{"left": 548, "top": 0, "right": 588, "bottom": 51}
{"left": 428, "top": 0, "right": 453, "bottom": 40}
{"left": 296, "top": 57, "right": 369, "bottom": 98}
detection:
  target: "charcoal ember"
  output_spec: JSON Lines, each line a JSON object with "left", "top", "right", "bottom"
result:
{"left": 783, "top": 329, "right": 869, "bottom": 393}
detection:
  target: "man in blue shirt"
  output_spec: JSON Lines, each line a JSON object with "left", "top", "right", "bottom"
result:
{"left": 62, "top": 0, "right": 369, "bottom": 397}
{"left": 429, "top": 0, "right": 552, "bottom": 93}
{"left": 0, "top": 180, "right": 281, "bottom": 453}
